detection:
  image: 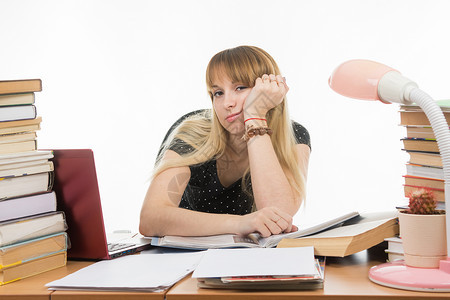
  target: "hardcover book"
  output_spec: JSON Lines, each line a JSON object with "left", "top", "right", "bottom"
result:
{"left": 0, "top": 251, "right": 66, "bottom": 285}
{"left": 0, "top": 116, "right": 41, "bottom": 135}
{"left": 0, "top": 171, "right": 53, "bottom": 200}
{"left": 0, "top": 232, "right": 67, "bottom": 270}
{"left": 0, "top": 191, "right": 57, "bottom": 222}
{"left": 277, "top": 213, "right": 399, "bottom": 257}
{"left": 0, "top": 212, "right": 67, "bottom": 247}
{"left": 0, "top": 93, "right": 35, "bottom": 106}
{"left": 0, "top": 105, "right": 37, "bottom": 122}
{"left": 0, "top": 79, "right": 42, "bottom": 95}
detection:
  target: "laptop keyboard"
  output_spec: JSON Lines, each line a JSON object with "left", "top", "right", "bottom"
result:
{"left": 107, "top": 242, "right": 135, "bottom": 252}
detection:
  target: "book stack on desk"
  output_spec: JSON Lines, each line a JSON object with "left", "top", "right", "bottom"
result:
{"left": 384, "top": 236, "right": 404, "bottom": 262}
{"left": 399, "top": 101, "right": 449, "bottom": 205}
{"left": 0, "top": 79, "right": 68, "bottom": 285}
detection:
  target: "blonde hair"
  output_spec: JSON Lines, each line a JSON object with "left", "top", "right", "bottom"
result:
{"left": 153, "top": 46, "right": 306, "bottom": 200}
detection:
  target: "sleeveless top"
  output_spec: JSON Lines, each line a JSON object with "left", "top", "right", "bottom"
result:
{"left": 158, "top": 109, "right": 311, "bottom": 215}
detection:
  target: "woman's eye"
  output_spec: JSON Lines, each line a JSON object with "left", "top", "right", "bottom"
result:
{"left": 213, "top": 91, "right": 223, "bottom": 97}
{"left": 237, "top": 86, "right": 247, "bottom": 91}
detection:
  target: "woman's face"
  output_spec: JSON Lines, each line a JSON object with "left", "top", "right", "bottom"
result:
{"left": 211, "top": 73, "right": 252, "bottom": 136}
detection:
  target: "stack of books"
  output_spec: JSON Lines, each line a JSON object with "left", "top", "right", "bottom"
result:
{"left": 0, "top": 79, "right": 68, "bottom": 285}
{"left": 399, "top": 100, "right": 450, "bottom": 205}
{"left": 384, "top": 236, "right": 404, "bottom": 262}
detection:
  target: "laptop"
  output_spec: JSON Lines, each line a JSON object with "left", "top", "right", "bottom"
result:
{"left": 50, "top": 149, "right": 152, "bottom": 260}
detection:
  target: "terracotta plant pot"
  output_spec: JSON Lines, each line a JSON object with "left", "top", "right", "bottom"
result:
{"left": 399, "top": 212, "right": 447, "bottom": 268}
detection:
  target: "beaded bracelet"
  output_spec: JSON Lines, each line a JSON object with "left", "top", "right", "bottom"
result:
{"left": 242, "top": 125, "right": 273, "bottom": 142}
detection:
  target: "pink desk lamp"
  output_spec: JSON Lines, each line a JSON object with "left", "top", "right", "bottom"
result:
{"left": 329, "top": 59, "right": 450, "bottom": 292}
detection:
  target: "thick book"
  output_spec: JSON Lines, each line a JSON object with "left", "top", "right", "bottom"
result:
{"left": 0, "top": 232, "right": 68, "bottom": 270}
{"left": 0, "top": 251, "right": 66, "bottom": 285}
{"left": 405, "top": 126, "right": 437, "bottom": 139}
{"left": 0, "top": 150, "right": 53, "bottom": 166}
{"left": 0, "top": 161, "right": 53, "bottom": 178}
{"left": 0, "top": 132, "right": 36, "bottom": 145}
{"left": 0, "top": 79, "right": 42, "bottom": 95}
{"left": 0, "top": 171, "right": 53, "bottom": 200}
{"left": 400, "top": 100, "right": 450, "bottom": 126}
{"left": 400, "top": 100, "right": 450, "bottom": 112}
{"left": 403, "top": 175, "right": 444, "bottom": 190}
{"left": 0, "top": 116, "right": 41, "bottom": 135}
{"left": 0, "top": 191, "right": 57, "bottom": 222}
{"left": 0, "top": 211, "right": 67, "bottom": 247}
{"left": 402, "top": 138, "right": 439, "bottom": 153}
{"left": 384, "top": 237, "right": 404, "bottom": 262}
{"left": 406, "top": 163, "right": 443, "bottom": 180}
{"left": 385, "top": 236, "right": 403, "bottom": 253}
{"left": 150, "top": 211, "right": 359, "bottom": 249}
{"left": 0, "top": 159, "right": 52, "bottom": 172}
{"left": 0, "top": 140, "right": 37, "bottom": 155}
{"left": 277, "top": 212, "right": 399, "bottom": 257}
{"left": 400, "top": 111, "right": 450, "bottom": 126}
{"left": 406, "top": 151, "right": 442, "bottom": 168}
{"left": 0, "top": 105, "right": 37, "bottom": 122}
{"left": 404, "top": 185, "right": 444, "bottom": 202}
{"left": 0, "top": 93, "right": 35, "bottom": 107}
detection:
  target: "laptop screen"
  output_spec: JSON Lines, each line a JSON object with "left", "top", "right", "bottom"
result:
{"left": 51, "top": 149, "right": 109, "bottom": 260}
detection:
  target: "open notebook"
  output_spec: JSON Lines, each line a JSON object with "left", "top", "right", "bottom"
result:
{"left": 51, "top": 149, "right": 151, "bottom": 259}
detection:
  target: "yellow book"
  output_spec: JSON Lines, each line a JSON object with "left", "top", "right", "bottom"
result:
{"left": 0, "top": 251, "right": 66, "bottom": 285}
{"left": 0, "top": 233, "right": 67, "bottom": 269}
{"left": 277, "top": 214, "right": 399, "bottom": 257}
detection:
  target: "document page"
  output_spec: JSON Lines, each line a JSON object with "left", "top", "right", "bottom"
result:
{"left": 46, "top": 252, "right": 204, "bottom": 292}
{"left": 192, "top": 247, "right": 317, "bottom": 278}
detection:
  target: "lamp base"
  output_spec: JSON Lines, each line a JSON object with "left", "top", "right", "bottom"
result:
{"left": 369, "top": 260, "right": 450, "bottom": 292}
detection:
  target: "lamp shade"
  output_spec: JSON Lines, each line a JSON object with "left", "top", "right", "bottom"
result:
{"left": 328, "top": 59, "right": 396, "bottom": 102}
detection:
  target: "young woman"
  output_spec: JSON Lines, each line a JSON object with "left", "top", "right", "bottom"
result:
{"left": 139, "top": 46, "right": 311, "bottom": 238}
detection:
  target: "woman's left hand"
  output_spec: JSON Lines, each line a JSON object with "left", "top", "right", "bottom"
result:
{"left": 244, "top": 74, "right": 289, "bottom": 118}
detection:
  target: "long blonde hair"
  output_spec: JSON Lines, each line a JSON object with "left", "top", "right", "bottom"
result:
{"left": 153, "top": 46, "right": 306, "bottom": 200}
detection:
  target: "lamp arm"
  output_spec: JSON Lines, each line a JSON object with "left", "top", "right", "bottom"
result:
{"left": 409, "top": 88, "right": 450, "bottom": 257}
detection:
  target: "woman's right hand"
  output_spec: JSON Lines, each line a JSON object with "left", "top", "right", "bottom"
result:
{"left": 235, "top": 207, "right": 297, "bottom": 237}
{"left": 243, "top": 74, "right": 289, "bottom": 119}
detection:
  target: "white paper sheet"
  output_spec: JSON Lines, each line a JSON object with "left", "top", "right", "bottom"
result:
{"left": 192, "top": 247, "right": 316, "bottom": 278}
{"left": 46, "top": 252, "right": 204, "bottom": 292}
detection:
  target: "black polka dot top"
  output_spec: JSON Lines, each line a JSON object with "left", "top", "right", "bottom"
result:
{"left": 157, "top": 109, "right": 311, "bottom": 215}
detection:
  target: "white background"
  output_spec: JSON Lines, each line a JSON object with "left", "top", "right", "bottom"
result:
{"left": 1, "top": 0, "right": 450, "bottom": 233}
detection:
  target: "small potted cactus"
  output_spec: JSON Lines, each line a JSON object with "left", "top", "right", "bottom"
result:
{"left": 399, "top": 188, "right": 446, "bottom": 268}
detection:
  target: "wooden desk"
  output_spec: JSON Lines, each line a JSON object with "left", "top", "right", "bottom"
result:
{"left": 3, "top": 247, "right": 450, "bottom": 300}
{"left": 166, "top": 246, "right": 450, "bottom": 300}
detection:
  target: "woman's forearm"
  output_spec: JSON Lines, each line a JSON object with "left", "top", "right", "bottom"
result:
{"left": 246, "top": 134, "right": 300, "bottom": 215}
{"left": 139, "top": 200, "right": 240, "bottom": 237}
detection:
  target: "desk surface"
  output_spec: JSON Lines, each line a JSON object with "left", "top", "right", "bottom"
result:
{"left": 2, "top": 246, "right": 450, "bottom": 300}
{"left": 167, "top": 245, "right": 450, "bottom": 300}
